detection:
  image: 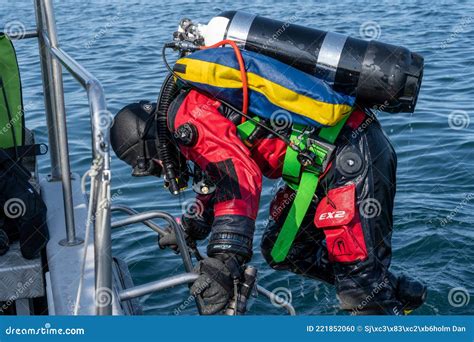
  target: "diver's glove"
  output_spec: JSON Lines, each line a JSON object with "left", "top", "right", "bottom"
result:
{"left": 191, "top": 254, "right": 244, "bottom": 315}
{"left": 0, "top": 228, "right": 9, "bottom": 256}
{"left": 157, "top": 226, "right": 183, "bottom": 252}
{"left": 158, "top": 214, "right": 212, "bottom": 252}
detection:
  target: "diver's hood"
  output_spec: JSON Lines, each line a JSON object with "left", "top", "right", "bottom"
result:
{"left": 110, "top": 100, "right": 162, "bottom": 177}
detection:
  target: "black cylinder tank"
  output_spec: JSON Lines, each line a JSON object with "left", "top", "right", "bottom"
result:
{"left": 205, "top": 11, "right": 424, "bottom": 113}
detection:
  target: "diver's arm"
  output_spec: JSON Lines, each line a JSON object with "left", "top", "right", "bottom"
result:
{"left": 167, "top": 90, "right": 262, "bottom": 314}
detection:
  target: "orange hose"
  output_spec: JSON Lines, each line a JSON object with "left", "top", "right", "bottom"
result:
{"left": 201, "top": 39, "right": 248, "bottom": 123}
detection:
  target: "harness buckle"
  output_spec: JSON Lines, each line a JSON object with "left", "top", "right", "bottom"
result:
{"left": 303, "top": 137, "right": 336, "bottom": 172}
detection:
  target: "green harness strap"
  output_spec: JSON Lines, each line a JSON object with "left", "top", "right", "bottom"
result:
{"left": 237, "top": 117, "right": 261, "bottom": 141}
{"left": 271, "top": 170, "right": 319, "bottom": 262}
{"left": 271, "top": 116, "right": 349, "bottom": 262}
{"left": 236, "top": 114, "right": 350, "bottom": 263}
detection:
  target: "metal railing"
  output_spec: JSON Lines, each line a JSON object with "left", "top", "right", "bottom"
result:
{"left": 110, "top": 206, "right": 296, "bottom": 315}
{"left": 32, "top": 0, "right": 112, "bottom": 314}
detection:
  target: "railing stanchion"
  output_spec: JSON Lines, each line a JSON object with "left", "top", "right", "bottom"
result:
{"left": 94, "top": 174, "right": 112, "bottom": 315}
{"left": 40, "top": 0, "right": 81, "bottom": 246}
{"left": 34, "top": 0, "right": 60, "bottom": 179}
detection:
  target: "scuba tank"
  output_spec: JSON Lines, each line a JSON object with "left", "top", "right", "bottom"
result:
{"left": 157, "top": 10, "right": 424, "bottom": 195}
{"left": 177, "top": 11, "right": 424, "bottom": 113}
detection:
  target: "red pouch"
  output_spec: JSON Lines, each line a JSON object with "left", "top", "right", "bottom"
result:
{"left": 314, "top": 183, "right": 368, "bottom": 263}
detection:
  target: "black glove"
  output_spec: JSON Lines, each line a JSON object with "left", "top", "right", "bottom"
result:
{"left": 158, "top": 226, "right": 184, "bottom": 252}
{"left": 190, "top": 254, "right": 243, "bottom": 315}
{"left": 158, "top": 214, "right": 212, "bottom": 252}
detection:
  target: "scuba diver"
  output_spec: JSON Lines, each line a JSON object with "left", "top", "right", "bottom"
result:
{"left": 110, "top": 11, "right": 427, "bottom": 315}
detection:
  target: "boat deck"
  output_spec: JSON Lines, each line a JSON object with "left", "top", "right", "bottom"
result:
{"left": 40, "top": 173, "right": 121, "bottom": 315}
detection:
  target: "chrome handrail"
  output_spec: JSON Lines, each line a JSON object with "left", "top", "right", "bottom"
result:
{"left": 33, "top": 0, "right": 112, "bottom": 315}
{"left": 118, "top": 272, "right": 296, "bottom": 316}
{"left": 111, "top": 207, "right": 296, "bottom": 315}
{"left": 110, "top": 209, "right": 204, "bottom": 313}
{"left": 111, "top": 210, "right": 193, "bottom": 272}
{"left": 111, "top": 205, "right": 166, "bottom": 236}
{"left": 119, "top": 273, "right": 199, "bottom": 302}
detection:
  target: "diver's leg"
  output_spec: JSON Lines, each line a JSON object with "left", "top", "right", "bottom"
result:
{"left": 316, "top": 116, "right": 421, "bottom": 314}
{"left": 261, "top": 113, "right": 425, "bottom": 314}
{"left": 261, "top": 185, "right": 335, "bottom": 284}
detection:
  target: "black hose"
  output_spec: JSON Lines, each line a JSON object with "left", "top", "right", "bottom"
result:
{"left": 155, "top": 72, "right": 180, "bottom": 195}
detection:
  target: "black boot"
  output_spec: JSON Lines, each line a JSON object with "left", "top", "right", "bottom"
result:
{"left": 396, "top": 274, "right": 427, "bottom": 311}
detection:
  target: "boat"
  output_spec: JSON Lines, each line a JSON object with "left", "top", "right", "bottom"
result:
{"left": 0, "top": 0, "right": 295, "bottom": 316}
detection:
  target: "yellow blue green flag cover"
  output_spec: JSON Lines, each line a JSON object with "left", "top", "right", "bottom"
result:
{"left": 174, "top": 47, "right": 355, "bottom": 127}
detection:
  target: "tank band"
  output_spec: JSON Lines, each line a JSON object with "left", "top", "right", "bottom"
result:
{"left": 316, "top": 32, "right": 347, "bottom": 85}
{"left": 227, "top": 12, "right": 257, "bottom": 45}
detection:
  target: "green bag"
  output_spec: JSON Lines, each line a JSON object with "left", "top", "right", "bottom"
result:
{"left": 0, "top": 33, "right": 25, "bottom": 151}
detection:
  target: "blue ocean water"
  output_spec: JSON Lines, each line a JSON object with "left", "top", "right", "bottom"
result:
{"left": 2, "top": 0, "right": 473, "bottom": 315}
